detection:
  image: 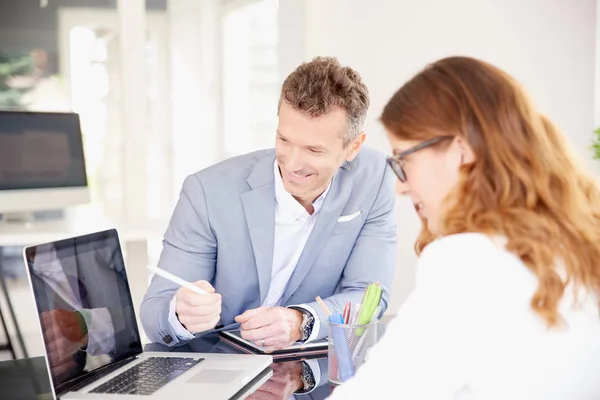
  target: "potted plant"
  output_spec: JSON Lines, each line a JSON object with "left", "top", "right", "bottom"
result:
{"left": 593, "top": 127, "right": 600, "bottom": 161}
{"left": 0, "top": 50, "right": 36, "bottom": 108}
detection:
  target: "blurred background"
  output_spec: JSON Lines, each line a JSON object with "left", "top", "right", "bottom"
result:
{"left": 0, "top": 0, "right": 598, "bottom": 360}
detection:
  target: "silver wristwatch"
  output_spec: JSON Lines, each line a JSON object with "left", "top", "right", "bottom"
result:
{"left": 298, "top": 310, "right": 315, "bottom": 342}
{"left": 299, "top": 361, "right": 316, "bottom": 393}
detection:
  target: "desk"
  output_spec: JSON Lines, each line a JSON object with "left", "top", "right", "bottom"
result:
{"left": 1, "top": 332, "right": 339, "bottom": 400}
{"left": 0, "top": 356, "right": 52, "bottom": 400}
{"left": 0, "top": 324, "right": 386, "bottom": 399}
{"left": 0, "top": 213, "right": 167, "bottom": 258}
{"left": 0, "top": 205, "right": 170, "bottom": 265}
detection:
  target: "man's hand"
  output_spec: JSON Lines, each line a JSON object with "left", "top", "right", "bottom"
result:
{"left": 40, "top": 310, "right": 88, "bottom": 378}
{"left": 247, "top": 361, "right": 304, "bottom": 400}
{"left": 175, "top": 280, "right": 222, "bottom": 333}
{"left": 235, "top": 306, "right": 303, "bottom": 352}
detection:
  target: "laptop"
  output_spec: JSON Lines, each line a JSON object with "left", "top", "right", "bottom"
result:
{"left": 23, "top": 229, "right": 273, "bottom": 399}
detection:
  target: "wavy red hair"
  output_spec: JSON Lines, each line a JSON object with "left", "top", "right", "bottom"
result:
{"left": 381, "top": 56, "right": 600, "bottom": 326}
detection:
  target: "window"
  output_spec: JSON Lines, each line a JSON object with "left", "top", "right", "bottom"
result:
{"left": 0, "top": 4, "right": 171, "bottom": 225}
{"left": 221, "top": 0, "right": 279, "bottom": 157}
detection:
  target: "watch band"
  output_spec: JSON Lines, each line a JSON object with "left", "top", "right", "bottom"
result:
{"left": 289, "top": 307, "right": 315, "bottom": 342}
{"left": 298, "top": 361, "right": 316, "bottom": 393}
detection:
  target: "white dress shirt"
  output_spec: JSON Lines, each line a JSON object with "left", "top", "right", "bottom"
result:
{"left": 169, "top": 160, "right": 330, "bottom": 342}
{"left": 329, "top": 233, "right": 600, "bottom": 400}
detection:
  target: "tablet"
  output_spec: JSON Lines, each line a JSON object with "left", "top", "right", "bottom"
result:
{"left": 220, "top": 330, "right": 328, "bottom": 356}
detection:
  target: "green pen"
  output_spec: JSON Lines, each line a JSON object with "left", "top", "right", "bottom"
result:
{"left": 355, "top": 283, "right": 382, "bottom": 336}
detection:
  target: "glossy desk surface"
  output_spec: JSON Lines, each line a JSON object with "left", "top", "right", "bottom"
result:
{"left": 0, "top": 330, "right": 350, "bottom": 400}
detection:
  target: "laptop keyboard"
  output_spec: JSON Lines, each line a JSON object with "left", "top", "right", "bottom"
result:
{"left": 90, "top": 356, "right": 204, "bottom": 396}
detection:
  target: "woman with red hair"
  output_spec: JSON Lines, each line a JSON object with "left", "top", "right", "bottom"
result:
{"left": 330, "top": 56, "right": 600, "bottom": 399}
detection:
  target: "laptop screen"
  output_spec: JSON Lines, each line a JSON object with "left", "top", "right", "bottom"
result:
{"left": 24, "top": 229, "right": 142, "bottom": 394}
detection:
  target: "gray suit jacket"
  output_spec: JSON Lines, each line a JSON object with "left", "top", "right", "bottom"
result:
{"left": 141, "top": 147, "right": 397, "bottom": 346}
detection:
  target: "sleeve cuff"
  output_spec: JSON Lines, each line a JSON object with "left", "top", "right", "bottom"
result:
{"left": 289, "top": 304, "right": 320, "bottom": 343}
{"left": 168, "top": 295, "right": 195, "bottom": 340}
{"left": 79, "top": 308, "right": 116, "bottom": 356}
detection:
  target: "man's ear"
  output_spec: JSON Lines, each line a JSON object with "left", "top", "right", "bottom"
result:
{"left": 345, "top": 132, "right": 366, "bottom": 162}
{"left": 453, "top": 135, "right": 475, "bottom": 164}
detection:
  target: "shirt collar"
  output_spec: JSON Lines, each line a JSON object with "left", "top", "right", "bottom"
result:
{"left": 273, "top": 160, "right": 332, "bottom": 220}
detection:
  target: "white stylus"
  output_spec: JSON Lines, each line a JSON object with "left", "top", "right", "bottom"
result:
{"left": 147, "top": 265, "right": 208, "bottom": 296}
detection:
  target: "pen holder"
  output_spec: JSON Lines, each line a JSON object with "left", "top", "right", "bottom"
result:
{"left": 328, "top": 320, "right": 378, "bottom": 385}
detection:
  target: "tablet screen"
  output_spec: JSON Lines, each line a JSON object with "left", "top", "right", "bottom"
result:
{"left": 221, "top": 330, "right": 328, "bottom": 354}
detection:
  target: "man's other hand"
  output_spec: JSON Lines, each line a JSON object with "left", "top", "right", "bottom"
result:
{"left": 235, "top": 306, "right": 303, "bottom": 352}
{"left": 40, "top": 310, "right": 88, "bottom": 378}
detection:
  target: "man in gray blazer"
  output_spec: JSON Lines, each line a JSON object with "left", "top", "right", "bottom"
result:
{"left": 141, "top": 57, "right": 396, "bottom": 357}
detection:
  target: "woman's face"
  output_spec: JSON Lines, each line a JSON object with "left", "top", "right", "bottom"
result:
{"left": 386, "top": 132, "right": 474, "bottom": 236}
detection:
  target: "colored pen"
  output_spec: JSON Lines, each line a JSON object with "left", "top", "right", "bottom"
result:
{"left": 342, "top": 302, "right": 351, "bottom": 324}
{"left": 351, "top": 305, "right": 382, "bottom": 364}
{"left": 315, "top": 296, "right": 333, "bottom": 316}
{"left": 351, "top": 303, "right": 361, "bottom": 325}
{"left": 370, "top": 306, "right": 382, "bottom": 323}
{"left": 355, "top": 283, "right": 383, "bottom": 335}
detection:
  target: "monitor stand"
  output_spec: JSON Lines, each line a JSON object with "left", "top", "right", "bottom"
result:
{"left": 1, "top": 212, "right": 36, "bottom": 224}
{"left": 1, "top": 209, "right": 66, "bottom": 225}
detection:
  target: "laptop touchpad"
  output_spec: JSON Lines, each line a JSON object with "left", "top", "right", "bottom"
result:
{"left": 187, "top": 369, "right": 244, "bottom": 384}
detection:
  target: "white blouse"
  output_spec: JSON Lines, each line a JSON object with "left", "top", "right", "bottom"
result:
{"left": 328, "top": 233, "right": 600, "bottom": 399}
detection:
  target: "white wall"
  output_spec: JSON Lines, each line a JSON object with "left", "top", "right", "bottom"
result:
{"left": 168, "top": 0, "right": 223, "bottom": 193}
{"left": 280, "top": 0, "right": 598, "bottom": 314}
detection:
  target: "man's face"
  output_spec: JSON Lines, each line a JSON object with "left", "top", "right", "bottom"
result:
{"left": 275, "top": 101, "right": 364, "bottom": 202}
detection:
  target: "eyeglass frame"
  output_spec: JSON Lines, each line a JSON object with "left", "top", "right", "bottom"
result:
{"left": 386, "top": 136, "right": 453, "bottom": 182}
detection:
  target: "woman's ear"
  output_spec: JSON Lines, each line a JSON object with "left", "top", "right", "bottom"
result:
{"left": 453, "top": 135, "right": 475, "bottom": 164}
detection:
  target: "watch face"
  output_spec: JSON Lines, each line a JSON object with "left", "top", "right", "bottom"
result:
{"left": 302, "top": 314, "right": 314, "bottom": 341}
{"left": 301, "top": 314, "right": 309, "bottom": 340}
{"left": 301, "top": 362, "right": 316, "bottom": 390}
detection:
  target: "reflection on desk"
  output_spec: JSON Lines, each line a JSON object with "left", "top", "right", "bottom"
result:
{"left": 0, "top": 356, "right": 53, "bottom": 400}
{"left": 0, "top": 326, "right": 387, "bottom": 400}
{"left": 146, "top": 331, "right": 335, "bottom": 399}
{"left": 0, "top": 333, "right": 333, "bottom": 400}
{"left": 0, "top": 355, "right": 333, "bottom": 400}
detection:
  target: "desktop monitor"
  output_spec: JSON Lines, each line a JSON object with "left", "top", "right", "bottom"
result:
{"left": 0, "top": 111, "right": 90, "bottom": 219}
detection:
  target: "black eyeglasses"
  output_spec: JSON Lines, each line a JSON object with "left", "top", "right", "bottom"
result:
{"left": 386, "top": 136, "right": 453, "bottom": 182}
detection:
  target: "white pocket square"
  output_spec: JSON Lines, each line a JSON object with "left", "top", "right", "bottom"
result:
{"left": 337, "top": 211, "right": 361, "bottom": 223}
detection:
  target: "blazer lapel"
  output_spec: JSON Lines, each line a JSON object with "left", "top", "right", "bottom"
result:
{"left": 240, "top": 154, "right": 276, "bottom": 304}
{"left": 279, "top": 165, "right": 354, "bottom": 304}
{"left": 60, "top": 243, "right": 84, "bottom": 305}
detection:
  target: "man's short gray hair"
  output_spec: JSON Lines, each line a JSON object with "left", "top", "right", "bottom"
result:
{"left": 278, "top": 57, "right": 370, "bottom": 146}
